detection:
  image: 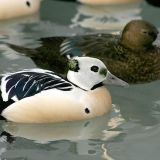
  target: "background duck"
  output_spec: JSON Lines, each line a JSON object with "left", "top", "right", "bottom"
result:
{"left": 6, "top": 20, "right": 160, "bottom": 84}
{"left": 70, "top": 3, "right": 141, "bottom": 31}
{"left": 0, "top": 57, "right": 128, "bottom": 123}
{"left": 55, "top": 0, "right": 141, "bottom": 5}
{"left": 77, "top": 0, "right": 141, "bottom": 5}
{"left": 0, "top": 0, "right": 40, "bottom": 20}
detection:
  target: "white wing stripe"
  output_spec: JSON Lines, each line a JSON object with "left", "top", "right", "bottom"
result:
{"left": 1, "top": 77, "right": 11, "bottom": 102}
{"left": 1, "top": 69, "right": 73, "bottom": 102}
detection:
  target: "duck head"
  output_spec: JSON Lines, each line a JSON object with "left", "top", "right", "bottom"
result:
{"left": 67, "top": 57, "right": 128, "bottom": 90}
{"left": 120, "top": 20, "right": 159, "bottom": 51}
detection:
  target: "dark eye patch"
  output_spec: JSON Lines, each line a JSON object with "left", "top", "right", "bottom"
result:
{"left": 90, "top": 66, "right": 99, "bottom": 72}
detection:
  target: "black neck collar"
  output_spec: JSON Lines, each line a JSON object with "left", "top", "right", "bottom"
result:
{"left": 65, "top": 76, "right": 103, "bottom": 91}
{"left": 91, "top": 82, "right": 103, "bottom": 90}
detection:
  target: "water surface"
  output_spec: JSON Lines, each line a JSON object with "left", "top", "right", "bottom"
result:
{"left": 0, "top": 0, "right": 160, "bottom": 159}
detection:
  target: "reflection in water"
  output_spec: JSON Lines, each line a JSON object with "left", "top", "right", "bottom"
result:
{"left": 71, "top": 2, "right": 142, "bottom": 31}
{"left": 107, "top": 124, "right": 160, "bottom": 160}
{"left": 2, "top": 106, "right": 123, "bottom": 143}
{"left": 0, "top": 0, "right": 159, "bottom": 160}
{"left": 110, "top": 80, "right": 160, "bottom": 126}
{"left": 0, "top": 13, "right": 40, "bottom": 45}
{"left": 0, "top": 105, "right": 124, "bottom": 159}
{"left": 77, "top": 0, "right": 141, "bottom": 5}
{"left": 0, "top": 45, "right": 36, "bottom": 73}
{"left": 101, "top": 144, "right": 114, "bottom": 160}
{"left": 0, "top": 14, "right": 40, "bottom": 73}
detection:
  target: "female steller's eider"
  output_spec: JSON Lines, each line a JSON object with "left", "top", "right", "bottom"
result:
{"left": 0, "top": 57, "right": 128, "bottom": 123}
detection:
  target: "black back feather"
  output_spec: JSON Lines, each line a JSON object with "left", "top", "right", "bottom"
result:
{"left": 1, "top": 70, "right": 73, "bottom": 102}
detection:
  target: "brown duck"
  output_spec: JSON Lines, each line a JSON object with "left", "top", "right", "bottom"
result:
{"left": 6, "top": 20, "right": 160, "bottom": 84}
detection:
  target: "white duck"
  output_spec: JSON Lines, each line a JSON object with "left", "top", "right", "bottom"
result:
{"left": 0, "top": 0, "right": 40, "bottom": 20}
{"left": 0, "top": 57, "right": 128, "bottom": 123}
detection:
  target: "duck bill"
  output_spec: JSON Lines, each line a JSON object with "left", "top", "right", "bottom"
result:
{"left": 104, "top": 71, "right": 129, "bottom": 87}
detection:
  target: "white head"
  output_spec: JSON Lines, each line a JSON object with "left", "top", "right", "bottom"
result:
{"left": 67, "top": 57, "right": 107, "bottom": 90}
{"left": 67, "top": 57, "right": 128, "bottom": 90}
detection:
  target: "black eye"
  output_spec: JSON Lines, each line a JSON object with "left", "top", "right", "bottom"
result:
{"left": 26, "top": 1, "right": 31, "bottom": 7}
{"left": 90, "top": 66, "right": 99, "bottom": 72}
{"left": 141, "top": 29, "right": 148, "bottom": 34}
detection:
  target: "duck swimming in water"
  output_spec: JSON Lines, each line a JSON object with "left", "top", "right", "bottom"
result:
{"left": 6, "top": 20, "right": 160, "bottom": 84}
{"left": 0, "top": 0, "right": 40, "bottom": 20}
{"left": 0, "top": 57, "right": 128, "bottom": 123}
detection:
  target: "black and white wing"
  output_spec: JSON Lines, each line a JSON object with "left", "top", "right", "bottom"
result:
{"left": 1, "top": 69, "right": 73, "bottom": 102}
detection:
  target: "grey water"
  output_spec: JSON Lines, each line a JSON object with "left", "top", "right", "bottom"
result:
{"left": 0, "top": 0, "right": 160, "bottom": 159}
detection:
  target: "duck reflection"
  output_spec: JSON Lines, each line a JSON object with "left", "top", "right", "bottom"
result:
{"left": 0, "top": 12, "right": 40, "bottom": 73}
{"left": 1, "top": 114, "right": 120, "bottom": 143}
{"left": 0, "top": 13, "right": 40, "bottom": 44}
{"left": 71, "top": 2, "right": 142, "bottom": 31}
{"left": 109, "top": 80, "right": 160, "bottom": 126}
{"left": 0, "top": 111, "right": 124, "bottom": 159}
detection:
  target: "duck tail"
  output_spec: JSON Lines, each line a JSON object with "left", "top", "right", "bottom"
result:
{"left": 6, "top": 43, "right": 37, "bottom": 58}
{"left": 0, "top": 76, "right": 15, "bottom": 119}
